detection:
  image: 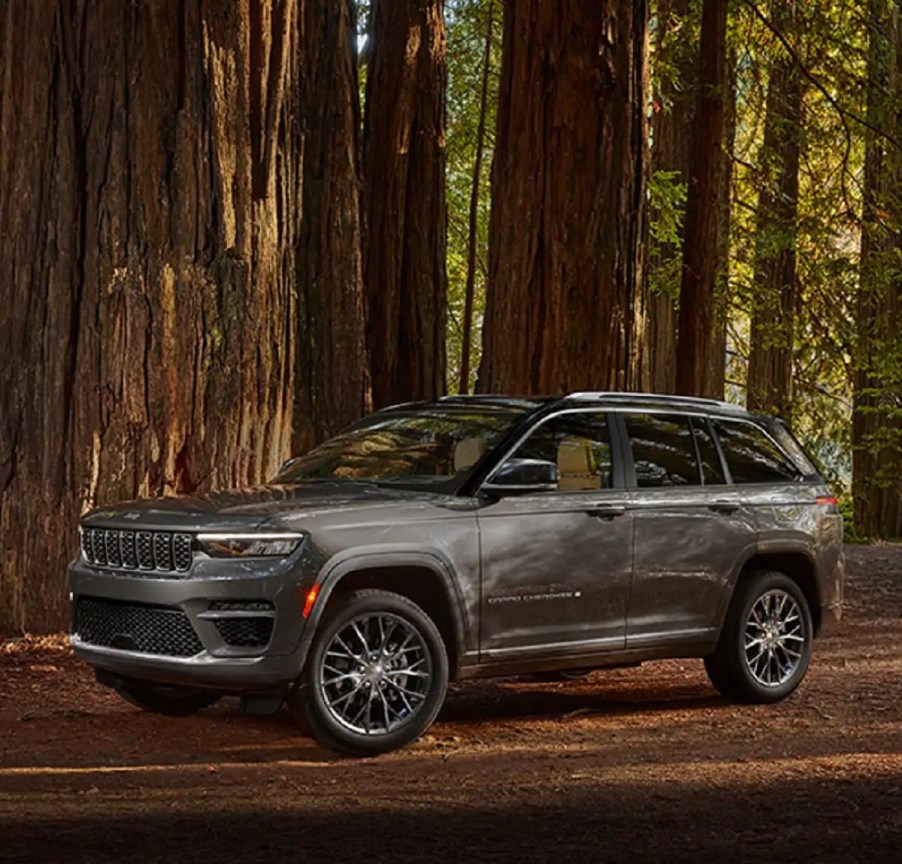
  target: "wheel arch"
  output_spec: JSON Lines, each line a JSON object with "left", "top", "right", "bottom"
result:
{"left": 734, "top": 548, "right": 822, "bottom": 635}
{"left": 301, "top": 551, "right": 469, "bottom": 677}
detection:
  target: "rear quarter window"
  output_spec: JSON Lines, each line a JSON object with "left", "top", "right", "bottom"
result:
{"left": 712, "top": 418, "right": 800, "bottom": 484}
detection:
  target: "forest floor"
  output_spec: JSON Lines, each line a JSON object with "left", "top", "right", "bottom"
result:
{"left": 0, "top": 545, "right": 900, "bottom": 864}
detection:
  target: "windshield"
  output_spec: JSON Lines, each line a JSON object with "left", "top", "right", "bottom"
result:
{"left": 272, "top": 405, "right": 527, "bottom": 491}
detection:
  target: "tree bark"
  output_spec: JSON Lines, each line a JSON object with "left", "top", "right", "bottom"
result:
{"left": 0, "top": 0, "right": 302, "bottom": 633}
{"left": 478, "top": 0, "right": 649, "bottom": 394}
{"left": 294, "top": 0, "right": 369, "bottom": 452}
{"left": 746, "top": 3, "right": 803, "bottom": 420}
{"left": 704, "top": 39, "right": 736, "bottom": 402}
{"left": 675, "top": 0, "right": 729, "bottom": 397}
{"left": 854, "top": 0, "right": 902, "bottom": 539}
{"left": 363, "top": 0, "right": 448, "bottom": 409}
{"left": 636, "top": 0, "right": 694, "bottom": 394}
{"left": 459, "top": 0, "right": 495, "bottom": 395}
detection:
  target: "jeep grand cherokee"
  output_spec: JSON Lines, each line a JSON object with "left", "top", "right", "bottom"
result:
{"left": 70, "top": 392, "right": 844, "bottom": 755}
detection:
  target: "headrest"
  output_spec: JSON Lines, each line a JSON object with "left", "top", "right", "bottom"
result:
{"left": 453, "top": 437, "right": 486, "bottom": 472}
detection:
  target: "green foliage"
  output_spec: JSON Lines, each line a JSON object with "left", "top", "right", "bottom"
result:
{"left": 649, "top": 170, "right": 688, "bottom": 250}
{"left": 444, "top": 0, "right": 500, "bottom": 394}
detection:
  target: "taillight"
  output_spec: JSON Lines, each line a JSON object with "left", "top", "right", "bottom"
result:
{"left": 816, "top": 496, "right": 840, "bottom": 512}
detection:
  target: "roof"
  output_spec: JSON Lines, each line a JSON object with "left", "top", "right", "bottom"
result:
{"left": 377, "top": 391, "right": 750, "bottom": 418}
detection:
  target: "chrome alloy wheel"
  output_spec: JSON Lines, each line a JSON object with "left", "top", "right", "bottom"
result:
{"left": 743, "top": 589, "right": 806, "bottom": 687}
{"left": 318, "top": 613, "right": 433, "bottom": 736}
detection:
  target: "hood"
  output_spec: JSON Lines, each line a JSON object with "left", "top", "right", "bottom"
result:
{"left": 81, "top": 482, "right": 461, "bottom": 532}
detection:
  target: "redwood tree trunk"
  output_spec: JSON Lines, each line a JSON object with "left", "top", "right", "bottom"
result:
{"left": 294, "top": 0, "right": 369, "bottom": 452}
{"left": 478, "top": 0, "right": 648, "bottom": 394}
{"left": 363, "top": 0, "right": 448, "bottom": 409}
{"left": 675, "top": 0, "right": 728, "bottom": 397}
{"left": 854, "top": 0, "right": 902, "bottom": 539}
{"left": 0, "top": 1, "right": 302, "bottom": 633}
{"left": 746, "top": 4, "right": 803, "bottom": 420}
{"left": 637, "top": 0, "right": 694, "bottom": 393}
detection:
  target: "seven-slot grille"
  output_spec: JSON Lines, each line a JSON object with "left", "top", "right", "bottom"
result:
{"left": 81, "top": 528, "right": 193, "bottom": 573}
{"left": 75, "top": 597, "right": 203, "bottom": 657}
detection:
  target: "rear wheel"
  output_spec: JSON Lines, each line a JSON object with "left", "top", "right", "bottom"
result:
{"left": 115, "top": 679, "right": 222, "bottom": 716}
{"left": 705, "top": 570, "right": 813, "bottom": 703}
{"left": 290, "top": 589, "right": 449, "bottom": 756}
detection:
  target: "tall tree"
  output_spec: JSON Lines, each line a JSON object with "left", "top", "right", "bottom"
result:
{"left": 458, "top": 0, "right": 495, "bottom": 394}
{"left": 676, "top": 0, "right": 729, "bottom": 397}
{"left": 854, "top": 0, "right": 902, "bottom": 539}
{"left": 0, "top": 1, "right": 302, "bottom": 633}
{"left": 363, "top": 0, "right": 448, "bottom": 409}
{"left": 637, "top": 0, "right": 695, "bottom": 393}
{"left": 746, "top": 2, "right": 804, "bottom": 420}
{"left": 295, "top": 0, "right": 369, "bottom": 452}
{"left": 478, "top": 0, "right": 649, "bottom": 394}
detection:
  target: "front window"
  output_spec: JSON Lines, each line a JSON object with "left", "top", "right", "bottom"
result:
{"left": 273, "top": 405, "right": 527, "bottom": 491}
{"left": 503, "top": 411, "right": 613, "bottom": 491}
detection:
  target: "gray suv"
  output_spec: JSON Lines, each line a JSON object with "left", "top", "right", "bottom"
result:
{"left": 70, "top": 392, "right": 844, "bottom": 755}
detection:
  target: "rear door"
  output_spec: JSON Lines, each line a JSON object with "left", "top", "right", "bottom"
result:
{"left": 623, "top": 412, "right": 757, "bottom": 647}
{"left": 477, "top": 410, "right": 633, "bottom": 660}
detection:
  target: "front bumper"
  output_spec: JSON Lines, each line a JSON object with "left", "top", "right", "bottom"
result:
{"left": 68, "top": 547, "right": 318, "bottom": 692}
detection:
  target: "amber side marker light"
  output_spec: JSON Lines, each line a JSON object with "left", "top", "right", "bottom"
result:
{"left": 302, "top": 584, "right": 321, "bottom": 619}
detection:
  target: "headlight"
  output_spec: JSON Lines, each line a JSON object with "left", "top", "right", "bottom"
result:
{"left": 197, "top": 532, "right": 304, "bottom": 558}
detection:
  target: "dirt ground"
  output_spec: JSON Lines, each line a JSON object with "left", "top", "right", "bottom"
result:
{"left": 1, "top": 546, "right": 899, "bottom": 864}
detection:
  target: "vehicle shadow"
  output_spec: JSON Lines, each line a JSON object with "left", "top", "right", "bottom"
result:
{"left": 437, "top": 678, "right": 724, "bottom": 724}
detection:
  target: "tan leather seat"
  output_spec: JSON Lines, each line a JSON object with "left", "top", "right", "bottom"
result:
{"left": 556, "top": 438, "right": 600, "bottom": 491}
{"left": 453, "top": 437, "right": 486, "bottom": 473}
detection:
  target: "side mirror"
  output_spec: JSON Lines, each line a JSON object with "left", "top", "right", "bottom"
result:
{"left": 278, "top": 456, "right": 300, "bottom": 475}
{"left": 482, "top": 458, "right": 558, "bottom": 495}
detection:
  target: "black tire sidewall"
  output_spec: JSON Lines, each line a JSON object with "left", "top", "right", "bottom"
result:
{"left": 301, "top": 590, "right": 449, "bottom": 756}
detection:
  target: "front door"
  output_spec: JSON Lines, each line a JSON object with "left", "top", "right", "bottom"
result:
{"left": 477, "top": 410, "right": 633, "bottom": 660}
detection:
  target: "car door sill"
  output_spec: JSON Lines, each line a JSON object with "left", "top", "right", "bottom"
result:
{"left": 481, "top": 635, "right": 626, "bottom": 661}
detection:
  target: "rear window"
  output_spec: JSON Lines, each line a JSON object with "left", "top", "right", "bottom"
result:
{"left": 712, "top": 419, "right": 800, "bottom": 484}
{"left": 623, "top": 413, "right": 701, "bottom": 487}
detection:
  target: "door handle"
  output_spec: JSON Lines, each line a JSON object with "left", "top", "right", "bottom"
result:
{"left": 709, "top": 500, "right": 739, "bottom": 515}
{"left": 585, "top": 504, "right": 627, "bottom": 520}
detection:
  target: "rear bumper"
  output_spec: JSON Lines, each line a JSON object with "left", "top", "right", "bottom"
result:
{"left": 68, "top": 550, "right": 318, "bottom": 693}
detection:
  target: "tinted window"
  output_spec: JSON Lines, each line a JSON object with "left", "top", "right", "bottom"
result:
{"left": 691, "top": 417, "right": 727, "bottom": 485}
{"left": 712, "top": 419, "right": 800, "bottom": 484}
{"left": 509, "top": 412, "right": 612, "bottom": 491}
{"left": 624, "top": 413, "right": 700, "bottom": 487}
{"left": 273, "top": 406, "right": 525, "bottom": 490}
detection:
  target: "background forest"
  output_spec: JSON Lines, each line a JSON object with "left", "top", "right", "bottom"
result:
{"left": 1, "top": 0, "right": 900, "bottom": 633}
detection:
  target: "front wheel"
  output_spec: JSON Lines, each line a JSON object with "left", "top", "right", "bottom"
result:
{"left": 291, "top": 589, "right": 449, "bottom": 756}
{"left": 705, "top": 570, "right": 813, "bottom": 703}
{"left": 115, "top": 679, "right": 222, "bottom": 716}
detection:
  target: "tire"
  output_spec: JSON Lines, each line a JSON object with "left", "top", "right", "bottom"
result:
{"left": 291, "top": 589, "right": 449, "bottom": 756}
{"left": 705, "top": 570, "right": 813, "bottom": 703}
{"left": 115, "top": 679, "right": 222, "bottom": 716}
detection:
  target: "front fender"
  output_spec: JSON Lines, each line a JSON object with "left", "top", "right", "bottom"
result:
{"left": 296, "top": 546, "right": 470, "bottom": 675}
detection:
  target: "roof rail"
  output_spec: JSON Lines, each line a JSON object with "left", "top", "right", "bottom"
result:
{"left": 563, "top": 391, "right": 740, "bottom": 410}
